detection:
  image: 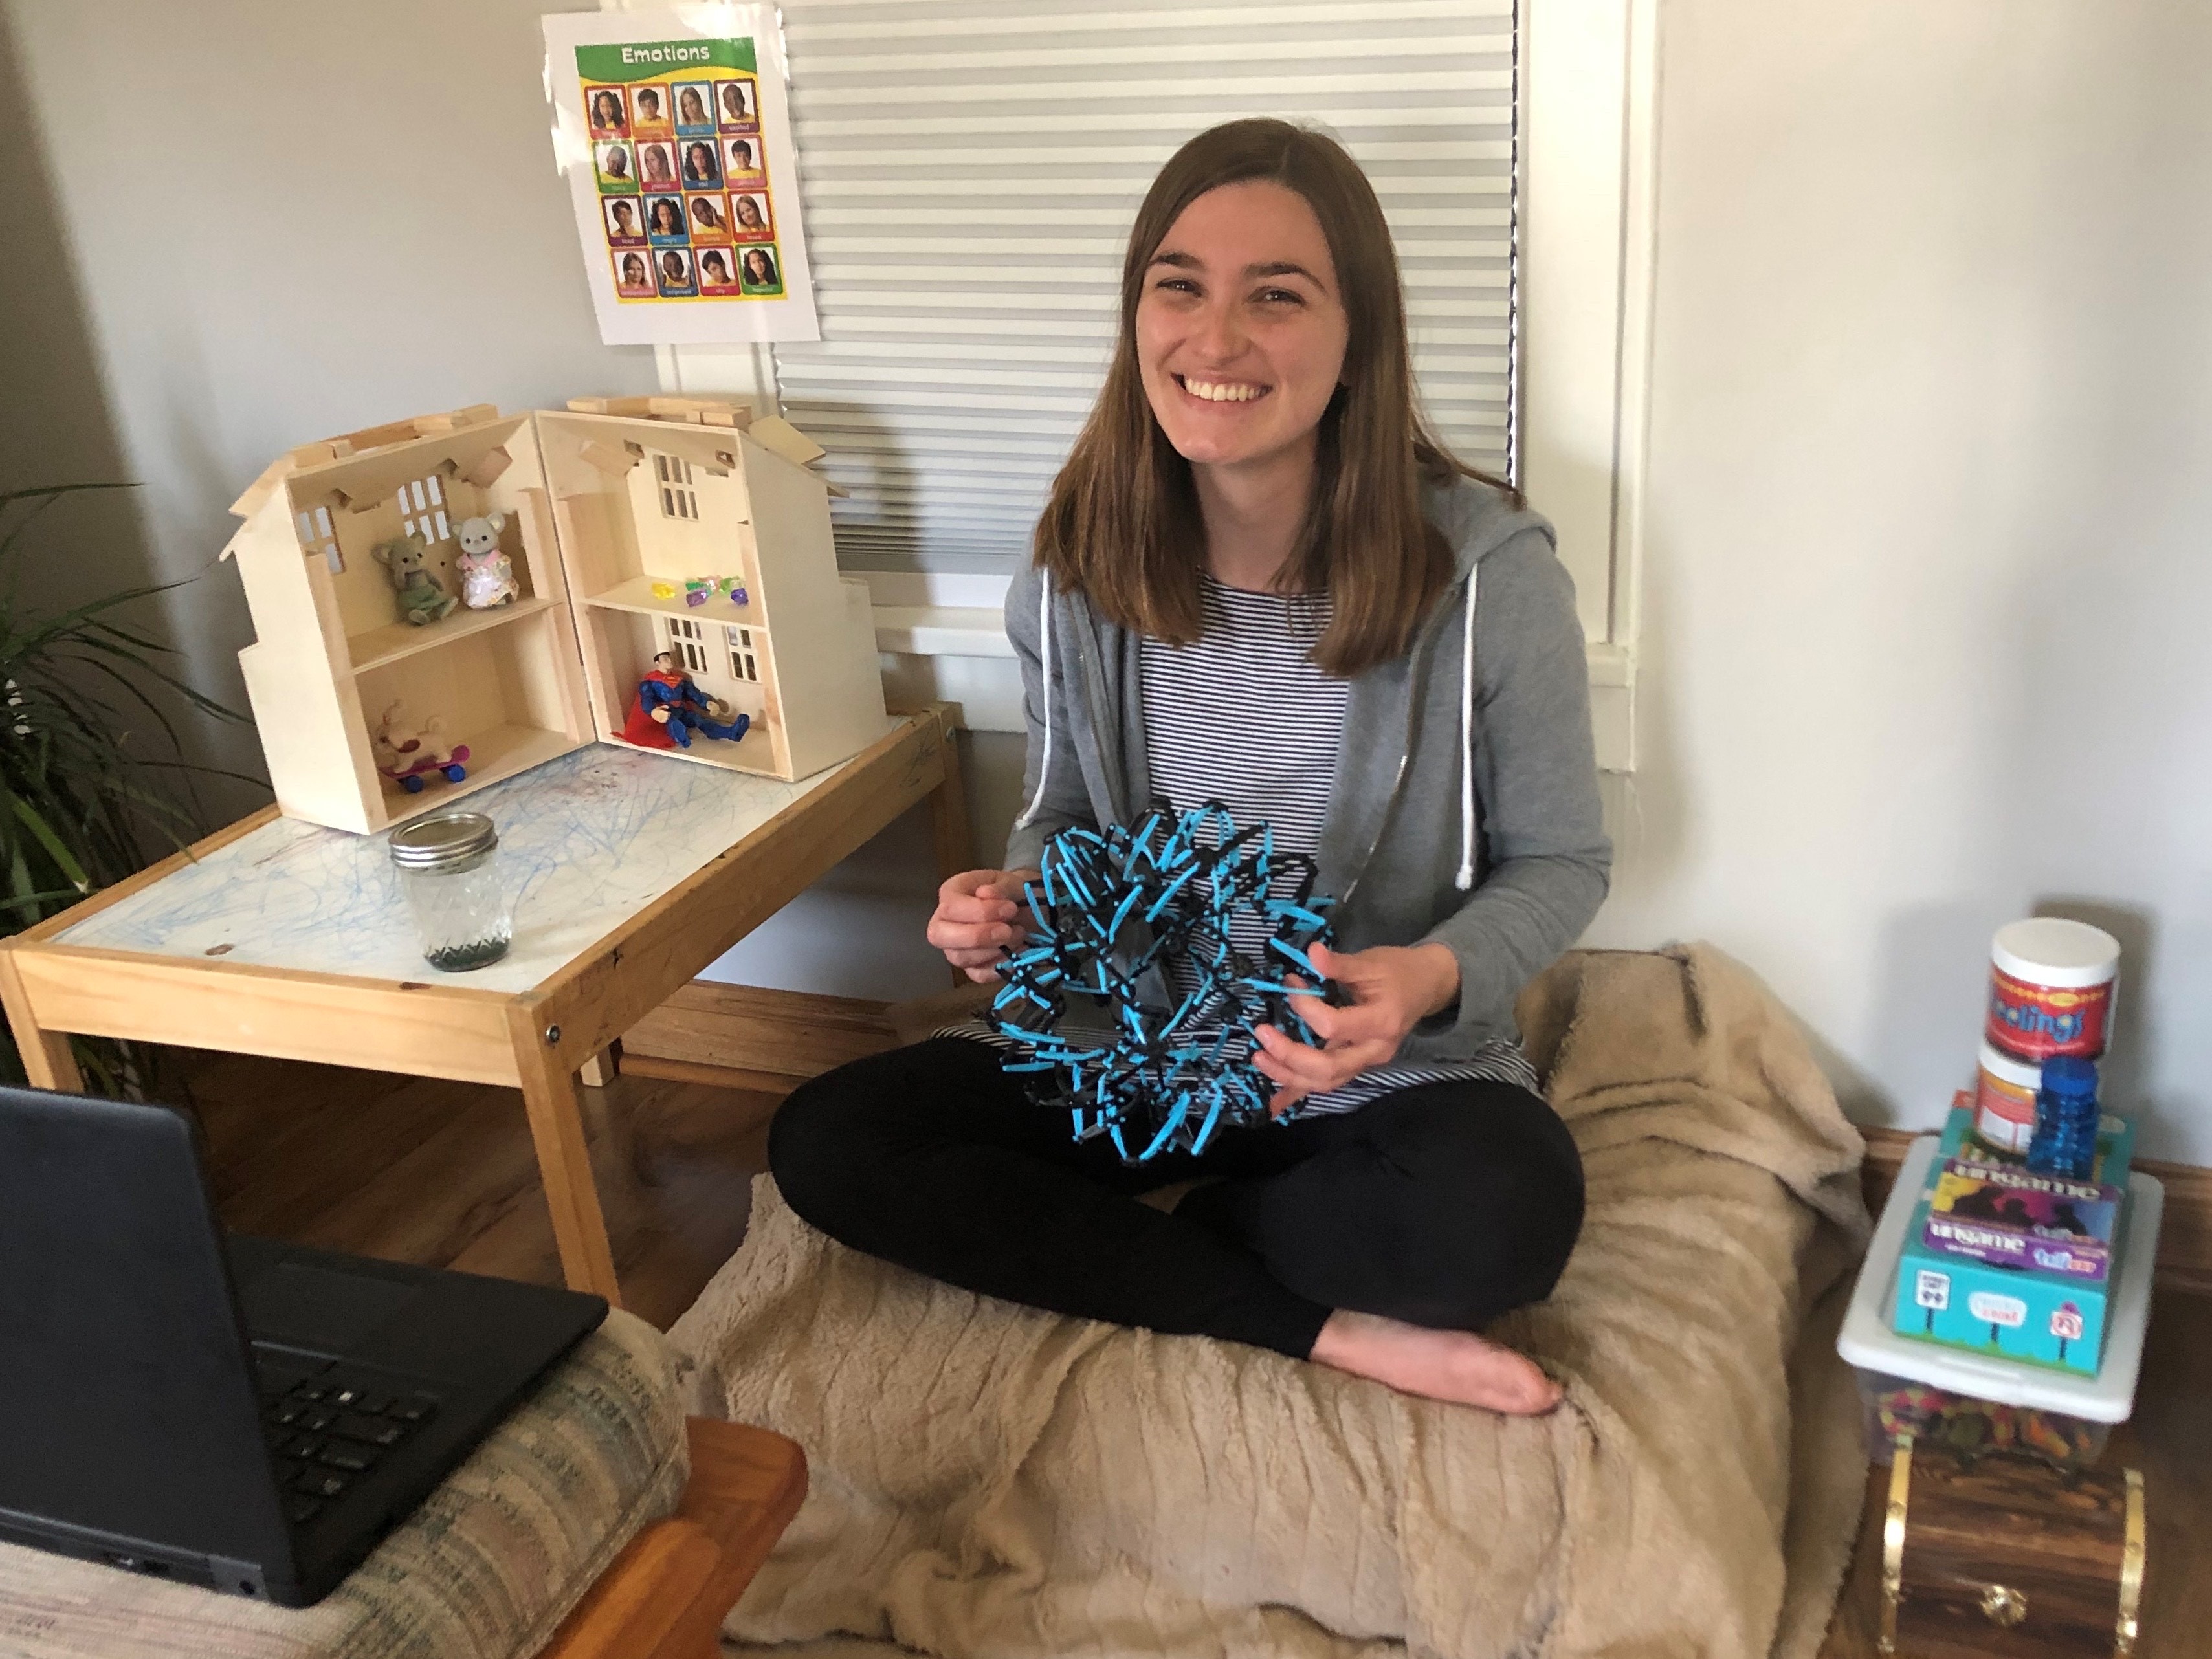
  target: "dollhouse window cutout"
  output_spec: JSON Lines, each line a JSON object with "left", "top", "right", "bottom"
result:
{"left": 296, "top": 505, "right": 342, "bottom": 573}
{"left": 399, "top": 474, "right": 450, "bottom": 544}
{"left": 653, "top": 453, "right": 698, "bottom": 520}
{"left": 665, "top": 615, "right": 710, "bottom": 676}
{"left": 726, "top": 625, "right": 758, "bottom": 683}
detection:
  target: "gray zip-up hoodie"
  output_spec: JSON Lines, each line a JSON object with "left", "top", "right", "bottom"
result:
{"left": 1001, "top": 475, "right": 1611, "bottom": 1062}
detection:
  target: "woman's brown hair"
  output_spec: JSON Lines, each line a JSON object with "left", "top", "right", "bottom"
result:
{"left": 1034, "top": 118, "right": 1510, "bottom": 677}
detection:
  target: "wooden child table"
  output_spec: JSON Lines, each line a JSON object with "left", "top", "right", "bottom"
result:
{"left": 0, "top": 709, "right": 966, "bottom": 1310}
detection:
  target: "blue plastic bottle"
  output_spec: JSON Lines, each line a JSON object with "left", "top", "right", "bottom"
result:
{"left": 2025, "top": 1055, "right": 2101, "bottom": 1180}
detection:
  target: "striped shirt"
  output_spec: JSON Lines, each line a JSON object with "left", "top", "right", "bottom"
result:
{"left": 1134, "top": 575, "right": 1537, "bottom": 1112}
{"left": 947, "top": 572, "right": 1538, "bottom": 1114}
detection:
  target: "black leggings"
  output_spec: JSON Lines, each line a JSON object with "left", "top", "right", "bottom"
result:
{"left": 768, "top": 1037, "right": 1585, "bottom": 1361}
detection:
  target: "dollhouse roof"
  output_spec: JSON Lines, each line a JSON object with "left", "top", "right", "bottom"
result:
{"left": 221, "top": 399, "right": 835, "bottom": 562}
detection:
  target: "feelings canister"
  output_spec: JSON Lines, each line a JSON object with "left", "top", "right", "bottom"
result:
{"left": 1973, "top": 1042, "right": 2041, "bottom": 1154}
{"left": 1985, "top": 918, "right": 2120, "bottom": 1062}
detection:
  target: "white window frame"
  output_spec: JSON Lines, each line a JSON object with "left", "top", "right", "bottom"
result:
{"left": 397, "top": 473, "right": 451, "bottom": 545}
{"left": 664, "top": 614, "right": 710, "bottom": 676}
{"left": 295, "top": 503, "right": 342, "bottom": 573}
{"left": 646, "top": 0, "right": 1656, "bottom": 770}
{"left": 1516, "top": 0, "right": 1658, "bottom": 769}
{"left": 652, "top": 451, "right": 699, "bottom": 520}
{"left": 726, "top": 623, "right": 759, "bottom": 683}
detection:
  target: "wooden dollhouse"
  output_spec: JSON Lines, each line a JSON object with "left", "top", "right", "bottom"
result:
{"left": 223, "top": 397, "right": 889, "bottom": 834}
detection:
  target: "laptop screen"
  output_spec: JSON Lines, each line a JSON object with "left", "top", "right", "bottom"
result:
{"left": 0, "top": 1089, "right": 292, "bottom": 1574}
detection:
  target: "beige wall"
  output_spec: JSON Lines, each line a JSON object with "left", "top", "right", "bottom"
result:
{"left": 0, "top": 0, "right": 659, "bottom": 799}
{"left": 1583, "top": 0, "right": 2212, "bottom": 1161}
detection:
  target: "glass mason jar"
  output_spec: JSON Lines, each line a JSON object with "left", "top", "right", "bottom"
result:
{"left": 388, "top": 811, "right": 513, "bottom": 972}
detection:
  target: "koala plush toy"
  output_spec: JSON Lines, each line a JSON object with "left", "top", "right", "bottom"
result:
{"left": 454, "top": 514, "right": 519, "bottom": 610}
{"left": 370, "top": 533, "right": 459, "bottom": 626}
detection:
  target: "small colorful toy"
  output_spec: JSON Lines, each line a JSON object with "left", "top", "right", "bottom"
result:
{"left": 1871, "top": 1381, "right": 2102, "bottom": 1468}
{"left": 990, "top": 801, "right": 1334, "bottom": 1163}
{"left": 650, "top": 580, "right": 677, "bottom": 599}
{"left": 618, "top": 651, "right": 751, "bottom": 750}
{"left": 683, "top": 577, "right": 715, "bottom": 607}
{"left": 370, "top": 701, "right": 470, "bottom": 793}
{"left": 370, "top": 533, "right": 459, "bottom": 626}
{"left": 454, "top": 513, "right": 518, "bottom": 610}
{"left": 727, "top": 580, "right": 749, "bottom": 606}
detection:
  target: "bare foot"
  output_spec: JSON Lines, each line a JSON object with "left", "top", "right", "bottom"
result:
{"left": 1309, "top": 1309, "right": 1563, "bottom": 1414}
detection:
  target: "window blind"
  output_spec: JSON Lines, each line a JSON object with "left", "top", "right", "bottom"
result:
{"left": 773, "top": 0, "right": 1517, "bottom": 571}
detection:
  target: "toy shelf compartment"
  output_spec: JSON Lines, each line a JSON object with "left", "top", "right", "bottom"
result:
{"left": 580, "top": 605, "right": 788, "bottom": 776}
{"left": 352, "top": 606, "right": 587, "bottom": 822}
{"left": 536, "top": 410, "right": 793, "bottom": 779}
{"left": 267, "top": 415, "right": 571, "bottom": 674}
{"left": 227, "top": 409, "right": 596, "bottom": 834}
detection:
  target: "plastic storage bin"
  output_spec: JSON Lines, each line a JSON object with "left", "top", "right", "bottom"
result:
{"left": 1838, "top": 1135, "right": 2163, "bottom": 1469}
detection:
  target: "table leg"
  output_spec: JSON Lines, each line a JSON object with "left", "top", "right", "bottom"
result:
{"left": 926, "top": 717, "right": 975, "bottom": 987}
{"left": 509, "top": 1013, "right": 625, "bottom": 1306}
{"left": 0, "top": 949, "right": 85, "bottom": 1093}
{"left": 581, "top": 1042, "right": 619, "bottom": 1089}
{"left": 927, "top": 715, "right": 973, "bottom": 881}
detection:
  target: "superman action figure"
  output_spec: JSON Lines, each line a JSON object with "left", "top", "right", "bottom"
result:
{"left": 621, "top": 651, "right": 751, "bottom": 749}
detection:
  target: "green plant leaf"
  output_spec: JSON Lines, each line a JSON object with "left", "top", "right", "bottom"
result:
{"left": 5, "top": 790, "right": 89, "bottom": 892}
{"left": 0, "top": 479, "right": 260, "bottom": 1095}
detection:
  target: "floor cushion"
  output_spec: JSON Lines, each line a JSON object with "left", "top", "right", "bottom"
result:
{"left": 672, "top": 945, "right": 1873, "bottom": 1659}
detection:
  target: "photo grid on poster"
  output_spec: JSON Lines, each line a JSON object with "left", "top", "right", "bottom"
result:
{"left": 583, "top": 49, "right": 788, "bottom": 303}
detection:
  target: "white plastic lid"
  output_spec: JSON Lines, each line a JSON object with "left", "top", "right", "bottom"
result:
{"left": 1837, "top": 1135, "right": 2162, "bottom": 1423}
{"left": 1991, "top": 918, "right": 2120, "bottom": 989}
{"left": 1975, "top": 1041, "right": 2041, "bottom": 1089}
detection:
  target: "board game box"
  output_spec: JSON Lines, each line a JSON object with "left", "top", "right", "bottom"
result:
{"left": 1888, "top": 1101, "right": 2137, "bottom": 1375}
{"left": 1921, "top": 1158, "right": 2120, "bottom": 1280}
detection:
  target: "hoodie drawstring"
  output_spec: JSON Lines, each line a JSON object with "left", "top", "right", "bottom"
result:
{"left": 1015, "top": 567, "right": 1054, "bottom": 831}
{"left": 1455, "top": 564, "right": 1479, "bottom": 890}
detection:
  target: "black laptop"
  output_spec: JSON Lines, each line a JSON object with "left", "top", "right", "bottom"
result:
{"left": 0, "top": 1085, "right": 607, "bottom": 1607}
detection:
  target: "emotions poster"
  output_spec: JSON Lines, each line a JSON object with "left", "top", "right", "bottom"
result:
{"left": 544, "top": 6, "right": 817, "bottom": 344}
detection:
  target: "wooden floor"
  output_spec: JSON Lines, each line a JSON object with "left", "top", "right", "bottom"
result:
{"left": 183, "top": 1053, "right": 2212, "bottom": 1651}
{"left": 184, "top": 1049, "right": 781, "bottom": 1333}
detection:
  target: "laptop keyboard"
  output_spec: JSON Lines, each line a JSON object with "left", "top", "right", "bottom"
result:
{"left": 254, "top": 1354, "right": 439, "bottom": 1528}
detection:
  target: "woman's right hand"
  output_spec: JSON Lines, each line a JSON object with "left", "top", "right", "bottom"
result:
{"left": 929, "top": 867, "right": 1041, "bottom": 982}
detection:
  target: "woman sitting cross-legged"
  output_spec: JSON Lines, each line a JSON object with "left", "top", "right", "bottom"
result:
{"left": 769, "top": 118, "right": 1609, "bottom": 1414}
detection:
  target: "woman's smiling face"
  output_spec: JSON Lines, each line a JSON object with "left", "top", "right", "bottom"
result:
{"left": 1134, "top": 180, "right": 1349, "bottom": 472}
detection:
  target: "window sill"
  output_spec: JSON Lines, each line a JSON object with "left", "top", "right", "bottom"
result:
{"left": 859, "top": 573, "right": 1633, "bottom": 771}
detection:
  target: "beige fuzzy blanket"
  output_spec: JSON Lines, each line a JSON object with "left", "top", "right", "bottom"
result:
{"left": 671, "top": 946, "right": 1873, "bottom": 1658}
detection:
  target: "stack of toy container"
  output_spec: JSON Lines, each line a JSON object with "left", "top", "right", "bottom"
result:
{"left": 1837, "top": 919, "right": 2166, "bottom": 1468}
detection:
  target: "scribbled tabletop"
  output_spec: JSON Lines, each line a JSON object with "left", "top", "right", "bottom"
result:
{"left": 60, "top": 744, "right": 850, "bottom": 994}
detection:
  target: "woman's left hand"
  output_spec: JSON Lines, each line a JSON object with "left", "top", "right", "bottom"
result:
{"left": 1252, "top": 941, "right": 1461, "bottom": 1115}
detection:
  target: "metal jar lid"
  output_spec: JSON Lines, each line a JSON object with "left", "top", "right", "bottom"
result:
{"left": 389, "top": 811, "right": 498, "bottom": 873}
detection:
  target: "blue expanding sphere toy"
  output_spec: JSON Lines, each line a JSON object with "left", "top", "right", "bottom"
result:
{"left": 989, "top": 801, "right": 1336, "bottom": 1163}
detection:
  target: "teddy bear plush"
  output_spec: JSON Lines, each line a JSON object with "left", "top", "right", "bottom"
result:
{"left": 454, "top": 514, "right": 519, "bottom": 610}
{"left": 371, "top": 533, "right": 459, "bottom": 626}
